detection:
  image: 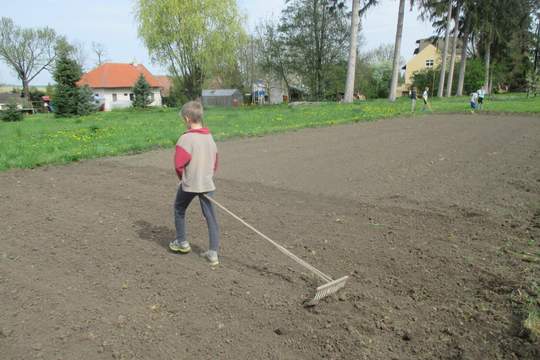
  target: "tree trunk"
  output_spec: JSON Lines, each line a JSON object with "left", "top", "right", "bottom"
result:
{"left": 344, "top": 0, "right": 360, "bottom": 103}
{"left": 22, "top": 78, "right": 31, "bottom": 102}
{"left": 437, "top": 0, "right": 453, "bottom": 97}
{"left": 445, "top": 10, "right": 459, "bottom": 97}
{"left": 388, "top": 0, "right": 406, "bottom": 102}
{"left": 484, "top": 36, "right": 491, "bottom": 94}
{"left": 488, "top": 67, "right": 493, "bottom": 95}
{"left": 456, "top": 16, "right": 470, "bottom": 96}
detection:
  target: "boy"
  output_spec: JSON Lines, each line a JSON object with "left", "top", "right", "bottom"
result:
{"left": 410, "top": 87, "right": 417, "bottom": 113}
{"left": 477, "top": 87, "right": 485, "bottom": 110}
{"left": 422, "top": 87, "right": 432, "bottom": 112}
{"left": 470, "top": 91, "right": 478, "bottom": 114}
{"left": 169, "top": 101, "right": 220, "bottom": 266}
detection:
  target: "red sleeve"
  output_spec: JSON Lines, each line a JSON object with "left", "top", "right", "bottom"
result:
{"left": 214, "top": 153, "right": 219, "bottom": 174}
{"left": 175, "top": 145, "right": 191, "bottom": 179}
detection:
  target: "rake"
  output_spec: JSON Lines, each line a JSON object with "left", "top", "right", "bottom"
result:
{"left": 203, "top": 195, "right": 349, "bottom": 306}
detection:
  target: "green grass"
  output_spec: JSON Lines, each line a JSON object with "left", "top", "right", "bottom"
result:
{"left": 1, "top": 94, "right": 539, "bottom": 171}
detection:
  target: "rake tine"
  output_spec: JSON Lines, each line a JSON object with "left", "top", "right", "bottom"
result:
{"left": 304, "top": 276, "right": 349, "bottom": 307}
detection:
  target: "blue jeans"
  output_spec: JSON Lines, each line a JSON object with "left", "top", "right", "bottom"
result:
{"left": 174, "top": 186, "right": 220, "bottom": 251}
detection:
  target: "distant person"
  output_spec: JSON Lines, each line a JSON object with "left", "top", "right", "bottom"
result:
{"left": 470, "top": 91, "right": 479, "bottom": 114}
{"left": 477, "top": 87, "right": 485, "bottom": 110}
{"left": 410, "top": 87, "right": 417, "bottom": 112}
{"left": 422, "top": 87, "right": 432, "bottom": 112}
{"left": 169, "top": 101, "right": 220, "bottom": 266}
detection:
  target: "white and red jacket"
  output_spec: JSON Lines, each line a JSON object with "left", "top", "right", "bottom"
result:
{"left": 175, "top": 128, "right": 218, "bottom": 193}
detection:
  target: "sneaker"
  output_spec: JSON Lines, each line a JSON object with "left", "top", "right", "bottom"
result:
{"left": 169, "top": 240, "right": 191, "bottom": 254}
{"left": 201, "top": 250, "right": 219, "bottom": 266}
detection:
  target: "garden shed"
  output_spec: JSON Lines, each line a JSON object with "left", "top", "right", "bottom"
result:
{"left": 202, "top": 89, "right": 243, "bottom": 107}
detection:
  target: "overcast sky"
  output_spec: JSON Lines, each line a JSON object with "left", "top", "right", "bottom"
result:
{"left": 0, "top": 0, "right": 434, "bottom": 86}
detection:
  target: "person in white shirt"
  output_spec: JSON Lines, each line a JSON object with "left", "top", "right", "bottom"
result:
{"left": 422, "top": 87, "right": 432, "bottom": 112}
{"left": 470, "top": 91, "right": 479, "bottom": 114}
{"left": 477, "top": 87, "right": 485, "bottom": 110}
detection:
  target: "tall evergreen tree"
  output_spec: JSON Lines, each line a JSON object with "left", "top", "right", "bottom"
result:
{"left": 53, "top": 40, "right": 82, "bottom": 117}
{"left": 132, "top": 74, "right": 152, "bottom": 108}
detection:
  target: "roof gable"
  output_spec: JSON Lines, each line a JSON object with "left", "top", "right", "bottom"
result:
{"left": 78, "top": 63, "right": 161, "bottom": 89}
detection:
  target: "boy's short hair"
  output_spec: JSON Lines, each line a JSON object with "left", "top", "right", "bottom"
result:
{"left": 180, "top": 101, "right": 203, "bottom": 123}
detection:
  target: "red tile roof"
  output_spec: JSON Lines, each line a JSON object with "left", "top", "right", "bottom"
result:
{"left": 78, "top": 63, "right": 161, "bottom": 88}
{"left": 154, "top": 75, "right": 172, "bottom": 96}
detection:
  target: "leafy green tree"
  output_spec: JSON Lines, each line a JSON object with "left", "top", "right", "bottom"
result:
{"left": 135, "top": 0, "right": 245, "bottom": 99}
{"left": 278, "top": 0, "right": 350, "bottom": 100}
{"left": 132, "top": 74, "right": 152, "bottom": 108}
{"left": 0, "top": 17, "right": 57, "bottom": 101}
{"left": 354, "top": 44, "right": 395, "bottom": 99}
{"left": 256, "top": 21, "right": 293, "bottom": 98}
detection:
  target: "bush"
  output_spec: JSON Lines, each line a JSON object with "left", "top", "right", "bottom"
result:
{"left": 1, "top": 103, "right": 23, "bottom": 122}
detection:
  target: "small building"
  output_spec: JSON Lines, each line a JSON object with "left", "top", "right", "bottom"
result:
{"left": 202, "top": 89, "right": 243, "bottom": 107}
{"left": 0, "top": 92, "right": 34, "bottom": 113}
{"left": 0, "top": 93, "right": 25, "bottom": 110}
{"left": 78, "top": 63, "right": 162, "bottom": 111}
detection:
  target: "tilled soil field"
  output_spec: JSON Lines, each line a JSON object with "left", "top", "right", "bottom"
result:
{"left": 1, "top": 114, "right": 539, "bottom": 359}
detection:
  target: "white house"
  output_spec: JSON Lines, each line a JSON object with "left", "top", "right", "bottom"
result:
{"left": 78, "top": 63, "right": 162, "bottom": 111}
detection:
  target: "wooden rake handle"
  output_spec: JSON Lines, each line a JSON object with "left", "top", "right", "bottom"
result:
{"left": 202, "top": 194, "right": 333, "bottom": 283}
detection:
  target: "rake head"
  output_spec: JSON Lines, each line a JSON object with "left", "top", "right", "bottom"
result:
{"left": 304, "top": 275, "right": 349, "bottom": 307}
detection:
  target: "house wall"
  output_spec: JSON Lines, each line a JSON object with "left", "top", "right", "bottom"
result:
{"left": 404, "top": 44, "right": 441, "bottom": 87}
{"left": 403, "top": 44, "right": 463, "bottom": 88}
{"left": 91, "top": 88, "right": 162, "bottom": 111}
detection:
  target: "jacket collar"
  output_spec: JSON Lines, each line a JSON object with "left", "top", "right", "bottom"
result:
{"left": 185, "top": 128, "right": 210, "bottom": 134}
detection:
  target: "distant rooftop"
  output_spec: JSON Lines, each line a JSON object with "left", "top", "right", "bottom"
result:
{"left": 78, "top": 63, "right": 161, "bottom": 89}
{"left": 414, "top": 37, "right": 462, "bottom": 55}
{"left": 202, "top": 89, "right": 240, "bottom": 97}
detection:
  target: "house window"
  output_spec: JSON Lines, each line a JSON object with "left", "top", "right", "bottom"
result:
{"left": 124, "top": 93, "right": 128, "bottom": 96}
{"left": 425, "top": 59, "right": 434, "bottom": 68}
{"left": 129, "top": 93, "right": 134, "bottom": 101}
{"left": 112, "top": 93, "right": 117, "bottom": 102}
{"left": 94, "top": 93, "right": 99, "bottom": 97}
{"left": 149, "top": 93, "right": 154, "bottom": 102}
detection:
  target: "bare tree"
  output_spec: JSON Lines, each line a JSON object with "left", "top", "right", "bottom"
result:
{"left": 92, "top": 41, "right": 108, "bottom": 66}
{"left": 72, "top": 41, "right": 88, "bottom": 71}
{"left": 0, "top": 17, "right": 57, "bottom": 101}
